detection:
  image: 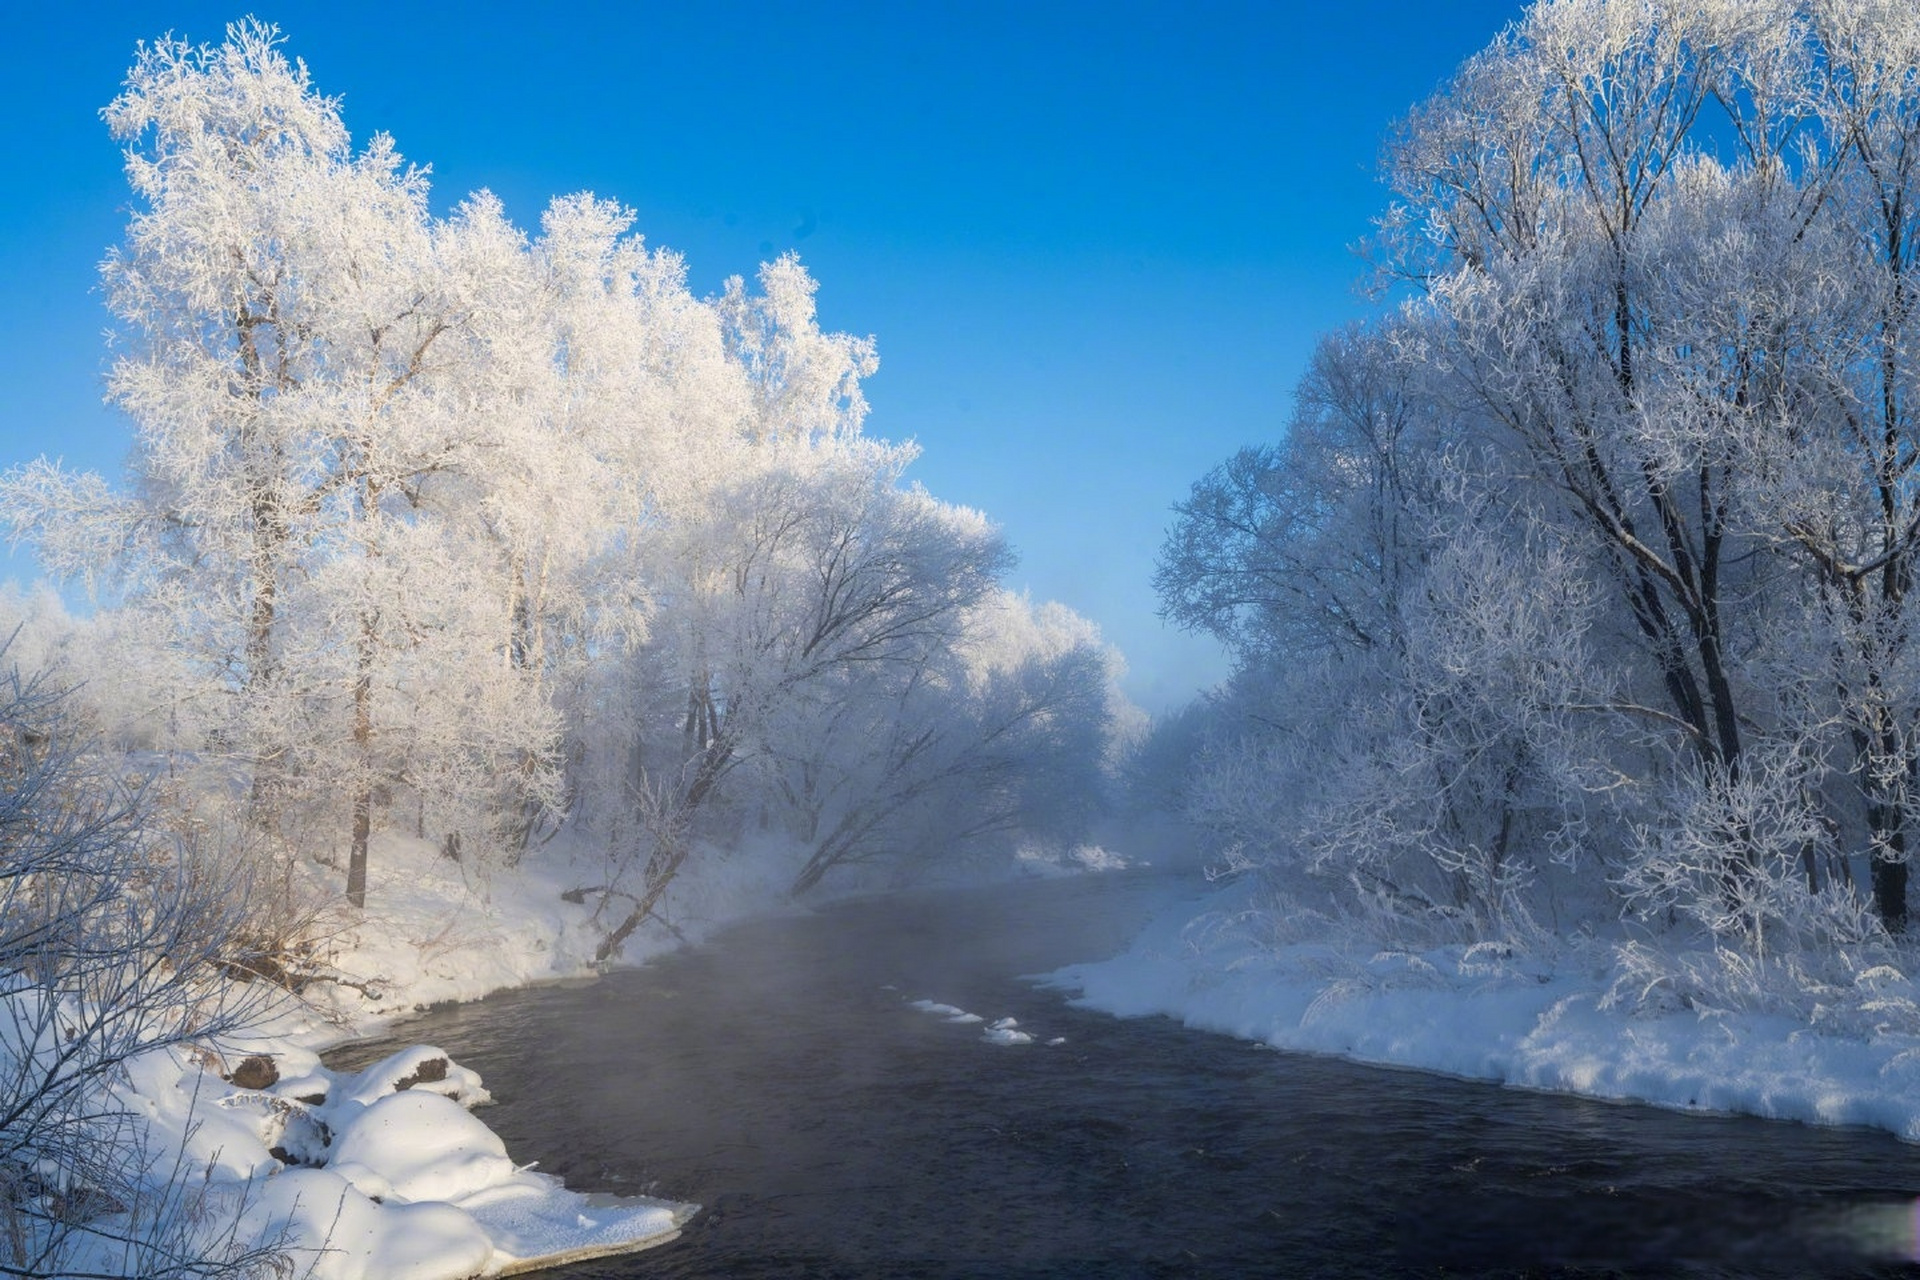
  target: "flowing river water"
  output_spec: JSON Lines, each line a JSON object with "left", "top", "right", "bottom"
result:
{"left": 330, "top": 872, "right": 1920, "bottom": 1278}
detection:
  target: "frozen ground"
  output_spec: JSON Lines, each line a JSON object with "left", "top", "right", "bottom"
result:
{"left": 1050, "top": 875, "right": 1920, "bottom": 1144}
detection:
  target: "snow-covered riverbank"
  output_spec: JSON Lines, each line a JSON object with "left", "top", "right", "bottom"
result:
{"left": 119, "top": 830, "right": 1920, "bottom": 1279}
{"left": 103, "top": 833, "right": 1123, "bottom": 1278}
{"left": 1050, "top": 876, "right": 1920, "bottom": 1145}
{"left": 88, "top": 835, "right": 731, "bottom": 1279}
{"left": 124, "top": 1041, "right": 694, "bottom": 1280}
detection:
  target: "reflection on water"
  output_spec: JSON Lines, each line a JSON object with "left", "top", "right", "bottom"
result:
{"left": 332, "top": 873, "right": 1920, "bottom": 1278}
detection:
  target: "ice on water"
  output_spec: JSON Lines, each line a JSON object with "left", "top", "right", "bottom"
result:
{"left": 908, "top": 998, "right": 1052, "bottom": 1045}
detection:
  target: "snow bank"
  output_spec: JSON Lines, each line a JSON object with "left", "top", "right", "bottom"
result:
{"left": 1013, "top": 842, "right": 1133, "bottom": 877}
{"left": 1049, "top": 878, "right": 1920, "bottom": 1143}
{"left": 277, "top": 829, "right": 881, "bottom": 1040}
{"left": 94, "top": 831, "right": 1146, "bottom": 1275}
{"left": 272, "top": 835, "right": 642, "bottom": 1038}
{"left": 120, "top": 1043, "right": 692, "bottom": 1280}
{"left": 69, "top": 832, "right": 726, "bottom": 1279}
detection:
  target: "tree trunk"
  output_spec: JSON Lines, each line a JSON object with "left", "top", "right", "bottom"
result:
{"left": 1871, "top": 810, "right": 1908, "bottom": 932}
{"left": 347, "top": 611, "right": 374, "bottom": 910}
{"left": 347, "top": 787, "right": 371, "bottom": 909}
{"left": 243, "top": 481, "right": 288, "bottom": 827}
{"left": 347, "top": 475, "right": 382, "bottom": 910}
{"left": 594, "top": 739, "right": 731, "bottom": 962}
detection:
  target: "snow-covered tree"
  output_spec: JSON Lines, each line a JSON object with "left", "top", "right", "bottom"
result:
{"left": 772, "top": 588, "right": 1127, "bottom": 896}
{"left": 0, "top": 653, "right": 278, "bottom": 1278}
{"left": 3, "top": 26, "right": 578, "bottom": 903}
{"left": 1375, "top": 0, "right": 1920, "bottom": 927}
{"left": 0, "top": 20, "right": 1127, "bottom": 952}
{"left": 0, "top": 22, "right": 498, "bottom": 904}
{"left": 1162, "top": 0, "right": 1920, "bottom": 950}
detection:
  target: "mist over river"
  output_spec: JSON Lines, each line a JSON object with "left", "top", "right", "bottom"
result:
{"left": 332, "top": 873, "right": 1920, "bottom": 1278}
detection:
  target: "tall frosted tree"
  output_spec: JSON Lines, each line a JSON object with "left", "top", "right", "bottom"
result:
{"left": 1, "top": 20, "right": 1134, "bottom": 939}
{"left": 1161, "top": 0, "right": 1920, "bottom": 948}
{"left": 1378, "top": 0, "right": 1920, "bottom": 928}
{"left": 1, "top": 23, "right": 550, "bottom": 905}
{"left": 111, "top": 20, "right": 460, "bottom": 904}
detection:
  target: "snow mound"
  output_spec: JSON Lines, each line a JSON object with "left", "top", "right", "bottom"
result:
{"left": 242, "top": 1169, "right": 494, "bottom": 1280}
{"left": 982, "top": 1017, "right": 1034, "bottom": 1046}
{"left": 122, "top": 1041, "right": 692, "bottom": 1280}
{"left": 334, "top": 1044, "right": 492, "bottom": 1110}
{"left": 329, "top": 1090, "right": 516, "bottom": 1204}
{"left": 909, "top": 999, "right": 985, "bottom": 1024}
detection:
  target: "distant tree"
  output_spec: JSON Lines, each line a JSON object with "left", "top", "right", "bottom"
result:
{"left": 777, "top": 589, "right": 1123, "bottom": 897}
{"left": 1156, "top": 326, "right": 1425, "bottom": 669}
{"left": 591, "top": 436, "right": 1011, "bottom": 956}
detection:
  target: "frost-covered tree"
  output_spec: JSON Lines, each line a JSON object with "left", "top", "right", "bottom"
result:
{"left": 1, "top": 25, "right": 585, "bottom": 904}
{"left": 1162, "top": 0, "right": 1920, "bottom": 950}
{"left": 1, "top": 20, "right": 1126, "bottom": 948}
{"left": 1157, "top": 325, "right": 1427, "bottom": 669}
{"left": 0, "top": 654, "right": 279, "bottom": 1278}
{"left": 0, "top": 22, "right": 495, "bottom": 904}
{"left": 773, "top": 588, "right": 1126, "bottom": 896}
{"left": 1376, "top": 0, "right": 1920, "bottom": 928}
{"left": 585, "top": 434, "right": 1013, "bottom": 955}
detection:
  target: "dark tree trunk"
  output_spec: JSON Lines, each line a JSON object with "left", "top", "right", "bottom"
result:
{"left": 1874, "top": 846, "right": 1908, "bottom": 933}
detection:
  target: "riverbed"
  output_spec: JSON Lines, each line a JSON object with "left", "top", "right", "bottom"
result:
{"left": 331, "top": 871, "right": 1920, "bottom": 1277}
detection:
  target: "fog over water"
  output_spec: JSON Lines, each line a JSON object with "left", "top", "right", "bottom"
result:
{"left": 329, "top": 873, "right": 1920, "bottom": 1278}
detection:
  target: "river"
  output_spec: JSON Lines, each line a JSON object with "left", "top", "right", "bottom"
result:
{"left": 330, "top": 871, "right": 1920, "bottom": 1278}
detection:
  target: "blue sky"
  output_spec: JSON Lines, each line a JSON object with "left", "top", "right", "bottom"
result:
{"left": 0, "top": 1, "right": 1527, "bottom": 713}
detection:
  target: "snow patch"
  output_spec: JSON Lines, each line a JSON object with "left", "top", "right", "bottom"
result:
{"left": 1014, "top": 842, "right": 1133, "bottom": 877}
{"left": 908, "top": 999, "right": 984, "bottom": 1024}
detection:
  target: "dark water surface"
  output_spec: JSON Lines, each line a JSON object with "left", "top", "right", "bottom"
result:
{"left": 331, "top": 872, "right": 1920, "bottom": 1278}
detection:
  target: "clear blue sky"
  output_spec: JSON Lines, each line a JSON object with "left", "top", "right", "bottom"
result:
{"left": 0, "top": 1, "right": 1527, "bottom": 713}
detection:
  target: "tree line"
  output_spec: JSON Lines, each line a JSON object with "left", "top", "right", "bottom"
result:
{"left": 1157, "top": 0, "right": 1920, "bottom": 986}
{"left": 0, "top": 21, "right": 1130, "bottom": 950}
